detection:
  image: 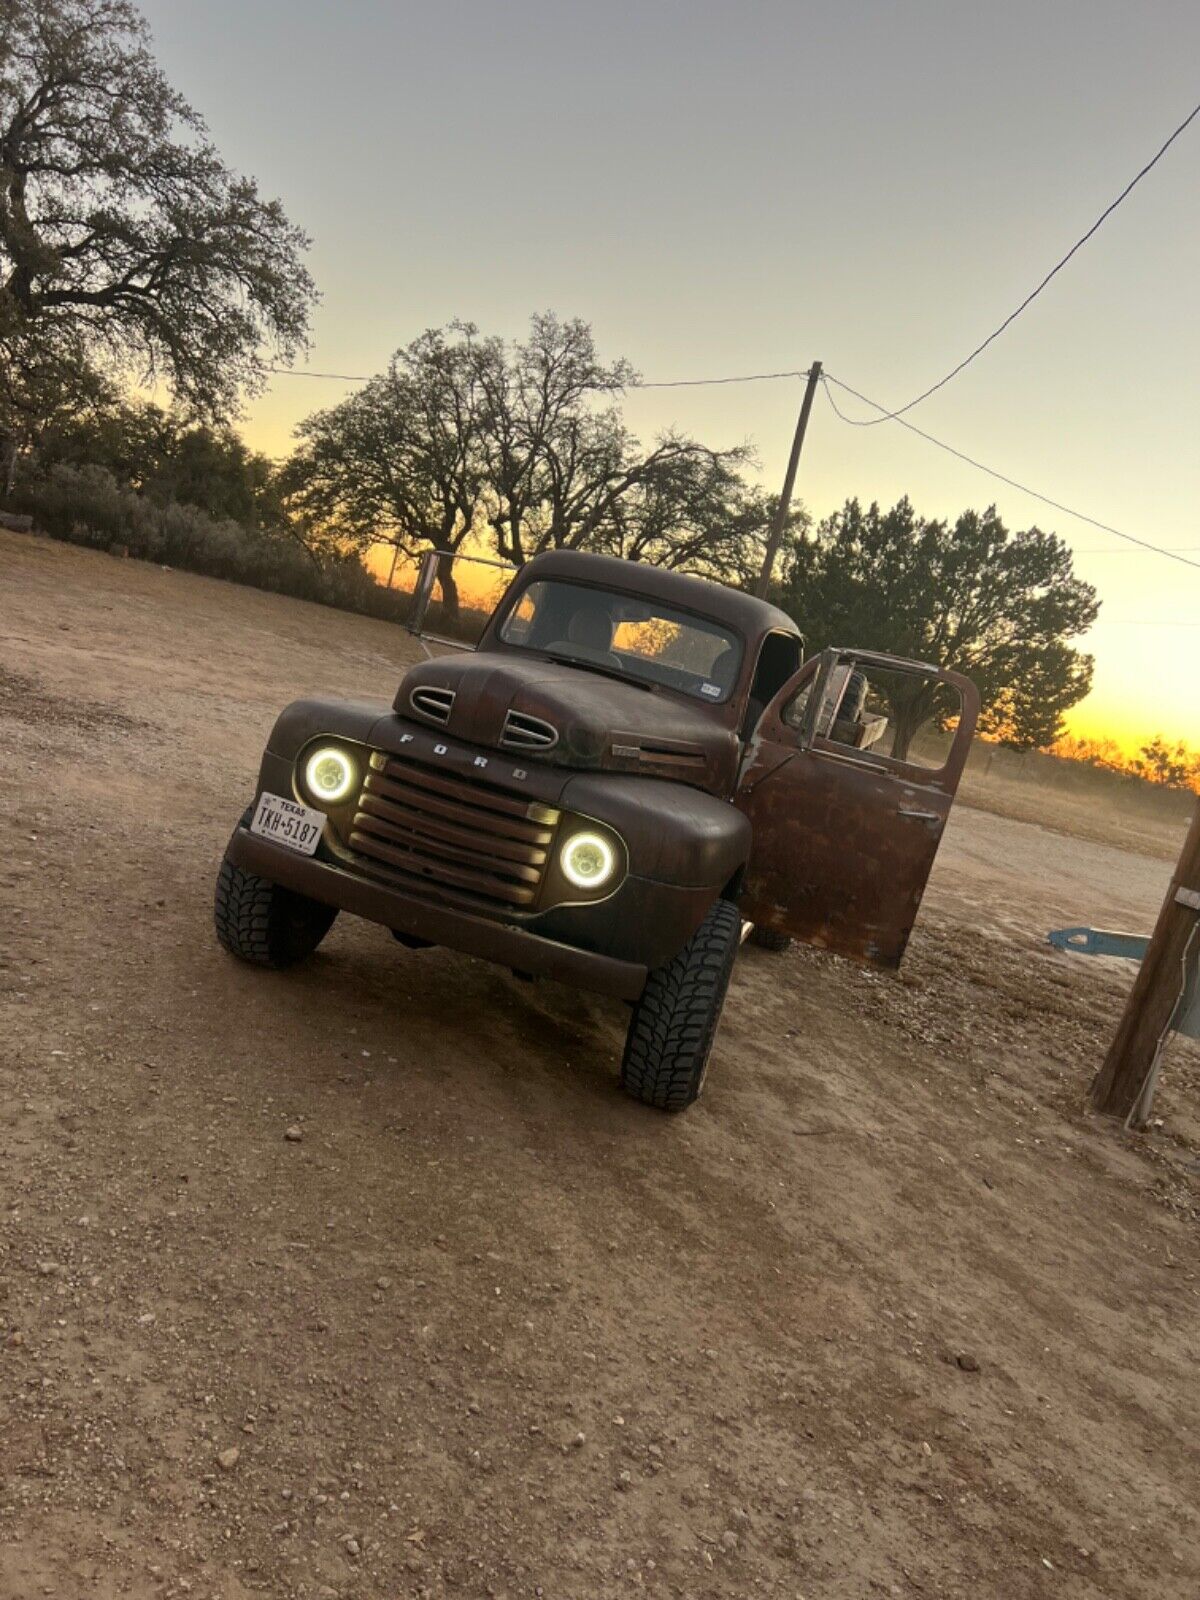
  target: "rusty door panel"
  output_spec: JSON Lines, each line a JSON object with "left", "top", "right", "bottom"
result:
{"left": 735, "top": 653, "right": 979, "bottom": 968}
{"left": 735, "top": 746, "right": 953, "bottom": 966}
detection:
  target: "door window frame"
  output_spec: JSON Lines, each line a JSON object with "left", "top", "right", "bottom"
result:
{"left": 764, "top": 647, "right": 980, "bottom": 793}
{"left": 740, "top": 627, "right": 806, "bottom": 741}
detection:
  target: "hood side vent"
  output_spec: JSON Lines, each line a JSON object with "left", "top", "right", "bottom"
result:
{"left": 409, "top": 685, "right": 456, "bottom": 726}
{"left": 500, "top": 709, "right": 558, "bottom": 751}
{"left": 632, "top": 743, "right": 706, "bottom": 769}
{"left": 611, "top": 734, "right": 707, "bottom": 769}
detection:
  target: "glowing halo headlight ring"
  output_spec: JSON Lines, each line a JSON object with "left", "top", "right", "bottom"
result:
{"left": 303, "top": 745, "right": 356, "bottom": 805}
{"left": 559, "top": 831, "right": 617, "bottom": 891}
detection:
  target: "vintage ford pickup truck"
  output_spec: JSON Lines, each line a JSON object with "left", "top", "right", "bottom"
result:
{"left": 215, "top": 549, "right": 978, "bottom": 1110}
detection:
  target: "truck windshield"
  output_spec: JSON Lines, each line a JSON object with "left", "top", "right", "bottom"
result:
{"left": 499, "top": 579, "right": 742, "bottom": 702}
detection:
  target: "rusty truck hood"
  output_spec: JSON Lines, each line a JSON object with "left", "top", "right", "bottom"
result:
{"left": 394, "top": 652, "right": 739, "bottom": 794}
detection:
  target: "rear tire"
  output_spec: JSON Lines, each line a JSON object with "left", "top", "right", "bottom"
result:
{"left": 214, "top": 809, "right": 337, "bottom": 970}
{"left": 748, "top": 924, "right": 792, "bottom": 953}
{"left": 620, "top": 898, "right": 741, "bottom": 1112}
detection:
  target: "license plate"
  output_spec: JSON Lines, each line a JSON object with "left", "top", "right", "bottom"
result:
{"left": 249, "top": 792, "right": 325, "bottom": 856}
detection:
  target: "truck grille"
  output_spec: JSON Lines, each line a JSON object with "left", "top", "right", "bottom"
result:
{"left": 347, "top": 753, "right": 560, "bottom": 909}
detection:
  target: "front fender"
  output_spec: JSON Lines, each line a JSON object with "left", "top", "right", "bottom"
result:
{"left": 559, "top": 773, "right": 750, "bottom": 890}
{"left": 264, "top": 696, "right": 395, "bottom": 761}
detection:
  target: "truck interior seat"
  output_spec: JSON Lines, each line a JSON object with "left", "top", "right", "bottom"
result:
{"left": 550, "top": 609, "right": 624, "bottom": 669}
{"left": 829, "top": 672, "right": 889, "bottom": 750}
{"left": 708, "top": 644, "right": 740, "bottom": 693}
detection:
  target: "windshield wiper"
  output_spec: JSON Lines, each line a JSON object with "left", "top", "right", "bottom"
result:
{"left": 541, "top": 649, "right": 655, "bottom": 690}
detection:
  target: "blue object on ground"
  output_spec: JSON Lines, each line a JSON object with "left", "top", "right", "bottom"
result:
{"left": 1047, "top": 926, "right": 1152, "bottom": 962}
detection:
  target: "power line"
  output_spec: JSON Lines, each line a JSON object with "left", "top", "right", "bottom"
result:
{"left": 265, "top": 358, "right": 1197, "bottom": 574}
{"left": 838, "top": 97, "right": 1200, "bottom": 426}
{"left": 633, "top": 368, "right": 811, "bottom": 389}
{"left": 821, "top": 370, "right": 1200, "bottom": 573}
{"left": 265, "top": 364, "right": 813, "bottom": 389}
{"left": 266, "top": 367, "right": 370, "bottom": 381}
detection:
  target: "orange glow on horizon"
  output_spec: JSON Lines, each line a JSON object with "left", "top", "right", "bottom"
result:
{"left": 358, "top": 547, "right": 1194, "bottom": 759}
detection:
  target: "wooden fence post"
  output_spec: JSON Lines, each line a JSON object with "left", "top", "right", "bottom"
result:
{"left": 1090, "top": 800, "right": 1200, "bottom": 1123}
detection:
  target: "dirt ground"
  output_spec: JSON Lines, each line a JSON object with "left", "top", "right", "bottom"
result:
{"left": 955, "top": 768, "right": 1189, "bottom": 868}
{"left": 2, "top": 528, "right": 1197, "bottom": 1600}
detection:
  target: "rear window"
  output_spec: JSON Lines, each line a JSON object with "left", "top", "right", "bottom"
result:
{"left": 499, "top": 579, "right": 742, "bottom": 701}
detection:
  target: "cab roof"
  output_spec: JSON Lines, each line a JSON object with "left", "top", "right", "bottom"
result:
{"left": 511, "top": 549, "right": 801, "bottom": 644}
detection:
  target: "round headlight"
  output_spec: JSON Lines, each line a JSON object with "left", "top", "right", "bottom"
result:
{"left": 560, "top": 831, "right": 616, "bottom": 891}
{"left": 304, "top": 746, "right": 355, "bottom": 804}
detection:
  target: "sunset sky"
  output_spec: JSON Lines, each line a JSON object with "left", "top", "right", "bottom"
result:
{"left": 140, "top": 0, "right": 1198, "bottom": 755}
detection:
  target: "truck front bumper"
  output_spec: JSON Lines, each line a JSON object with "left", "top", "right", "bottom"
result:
{"left": 226, "top": 825, "right": 649, "bottom": 1001}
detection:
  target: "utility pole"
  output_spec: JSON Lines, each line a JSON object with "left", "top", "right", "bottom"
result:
{"left": 755, "top": 360, "right": 822, "bottom": 599}
{"left": 1090, "top": 800, "right": 1200, "bottom": 1124}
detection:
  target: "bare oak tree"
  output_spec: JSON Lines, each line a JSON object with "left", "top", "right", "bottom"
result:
{"left": 601, "top": 456, "right": 782, "bottom": 585}
{"left": 281, "top": 327, "right": 494, "bottom": 611}
{"left": 283, "top": 314, "right": 764, "bottom": 601}
{"left": 477, "top": 313, "right": 759, "bottom": 566}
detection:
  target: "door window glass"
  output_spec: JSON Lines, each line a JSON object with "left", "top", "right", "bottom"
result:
{"left": 784, "top": 661, "right": 963, "bottom": 771}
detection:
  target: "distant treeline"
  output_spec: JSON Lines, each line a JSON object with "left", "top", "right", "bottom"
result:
{"left": 1048, "top": 734, "right": 1200, "bottom": 797}
{"left": 6, "top": 325, "right": 1105, "bottom": 760}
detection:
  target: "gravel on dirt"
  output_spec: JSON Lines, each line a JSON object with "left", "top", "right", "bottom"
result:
{"left": 1, "top": 528, "right": 1197, "bottom": 1600}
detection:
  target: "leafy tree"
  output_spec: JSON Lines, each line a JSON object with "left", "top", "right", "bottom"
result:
{"left": 1134, "top": 736, "right": 1198, "bottom": 790}
{"left": 973, "top": 637, "right": 1094, "bottom": 752}
{"left": 0, "top": 323, "right": 110, "bottom": 491}
{"left": 0, "top": 0, "right": 314, "bottom": 474}
{"left": 779, "top": 498, "right": 1099, "bottom": 756}
{"left": 282, "top": 314, "right": 763, "bottom": 606}
{"left": 34, "top": 397, "right": 284, "bottom": 526}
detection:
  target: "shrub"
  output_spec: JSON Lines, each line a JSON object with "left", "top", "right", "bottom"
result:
{"left": 11, "top": 464, "right": 414, "bottom": 623}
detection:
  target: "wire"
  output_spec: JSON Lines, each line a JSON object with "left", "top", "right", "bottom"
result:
{"left": 821, "top": 370, "right": 1200, "bottom": 573}
{"left": 265, "top": 367, "right": 371, "bottom": 381}
{"left": 633, "top": 368, "right": 812, "bottom": 389}
{"left": 839, "top": 98, "right": 1200, "bottom": 426}
{"left": 266, "top": 357, "right": 1198, "bottom": 574}
{"left": 265, "top": 364, "right": 813, "bottom": 389}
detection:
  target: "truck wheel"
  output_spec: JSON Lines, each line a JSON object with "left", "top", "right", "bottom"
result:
{"left": 214, "top": 809, "right": 337, "bottom": 970}
{"left": 620, "top": 898, "right": 741, "bottom": 1112}
{"left": 748, "top": 925, "right": 792, "bottom": 952}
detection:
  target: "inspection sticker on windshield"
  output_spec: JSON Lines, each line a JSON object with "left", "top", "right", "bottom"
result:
{"left": 250, "top": 792, "right": 324, "bottom": 855}
{"left": 699, "top": 682, "right": 721, "bottom": 698}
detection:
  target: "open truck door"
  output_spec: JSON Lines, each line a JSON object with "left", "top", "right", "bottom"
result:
{"left": 735, "top": 649, "right": 979, "bottom": 968}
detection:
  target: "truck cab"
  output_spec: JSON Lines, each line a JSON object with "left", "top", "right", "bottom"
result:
{"left": 216, "top": 549, "right": 978, "bottom": 1111}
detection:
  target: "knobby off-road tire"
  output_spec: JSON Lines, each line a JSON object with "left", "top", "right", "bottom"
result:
{"left": 214, "top": 809, "right": 337, "bottom": 970}
{"left": 620, "top": 898, "right": 742, "bottom": 1112}
{"left": 748, "top": 924, "right": 792, "bottom": 953}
